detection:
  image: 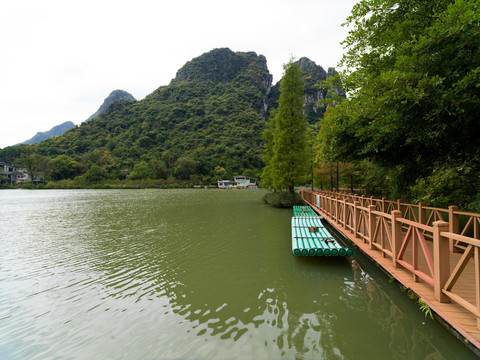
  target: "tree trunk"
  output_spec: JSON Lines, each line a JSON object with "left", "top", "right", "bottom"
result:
{"left": 311, "top": 164, "right": 314, "bottom": 191}
{"left": 336, "top": 162, "right": 339, "bottom": 191}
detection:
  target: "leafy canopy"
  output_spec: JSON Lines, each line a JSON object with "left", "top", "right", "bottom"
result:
{"left": 319, "top": 0, "right": 480, "bottom": 207}
{"left": 262, "top": 60, "right": 309, "bottom": 193}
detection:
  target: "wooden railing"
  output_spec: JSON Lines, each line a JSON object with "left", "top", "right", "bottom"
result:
{"left": 302, "top": 190, "right": 480, "bottom": 329}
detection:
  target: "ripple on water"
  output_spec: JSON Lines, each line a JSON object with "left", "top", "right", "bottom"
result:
{"left": 0, "top": 190, "right": 476, "bottom": 360}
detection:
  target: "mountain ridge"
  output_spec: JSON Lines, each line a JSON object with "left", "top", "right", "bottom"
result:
{"left": 1, "top": 48, "right": 343, "bottom": 183}
{"left": 86, "top": 90, "right": 136, "bottom": 122}
{"left": 18, "top": 121, "right": 75, "bottom": 145}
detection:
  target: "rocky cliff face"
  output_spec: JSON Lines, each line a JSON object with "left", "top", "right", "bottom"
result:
{"left": 297, "top": 57, "right": 328, "bottom": 122}
{"left": 267, "top": 57, "right": 345, "bottom": 124}
{"left": 86, "top": 90, "right": 136, "bottom": 122}
{"left": 174, "top": 48, "right": 272, "bottom": 116}
{"left": 327, "top": 67, "right": 346, "bottom": 98}
{"left": 19, "top": 121, "right": 75, "bottom": 145}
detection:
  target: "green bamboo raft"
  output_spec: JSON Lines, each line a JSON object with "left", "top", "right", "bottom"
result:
{"left": 292, "top": 206, "right": 354, "bottom": 257}
{"left": 293, "top": 205, "right": 319, "bottom": 217}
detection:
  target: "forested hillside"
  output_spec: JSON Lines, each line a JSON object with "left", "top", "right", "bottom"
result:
{"left": 317, "top": 0, "right": 480, "bottom": 211}
{"left": 1, "top": 48, "right": 338, "bottom": 185}
{"left": 85, "top": 90, "right": 136, "bottom": 122}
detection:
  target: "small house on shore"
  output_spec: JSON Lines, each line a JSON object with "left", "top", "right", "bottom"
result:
{"left": 217, "top": 175, "right": 257, "bottom": 189}
{"left": 0, "top": 162, "right": 18, "bottom": 184}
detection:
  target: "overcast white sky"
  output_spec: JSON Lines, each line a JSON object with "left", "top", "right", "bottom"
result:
{"left": 0, "top": 0, "right": 357, "bottom": 149}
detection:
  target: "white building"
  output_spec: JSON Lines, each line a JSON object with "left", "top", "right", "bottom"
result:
{"left": 0, "top": 162, "right": 18, "bottom": 184}
{"left": 217, "top": 176, "right": 257, "bottom": 189}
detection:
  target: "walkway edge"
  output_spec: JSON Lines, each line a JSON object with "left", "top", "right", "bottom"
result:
{"left": 304, "top": 197, "right": 480, "bottom": 357}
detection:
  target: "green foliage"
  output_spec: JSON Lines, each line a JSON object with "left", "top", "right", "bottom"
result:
{"left": 262, "top": 191, "right": 305, "bottom": 208}
{"left": 213, "top": 165, "right": 226, "bottom": 180}
{"left": 1, "top": 49, "right": 344, "bottom": 188}
{"left": 48, "top": 155, "right": 81, "bottom": 181}
{"left": 417, "top": 299, "right": 434, "bottom": 319}
{"left": 260, "top": 110, "right": 277, "bottom": 189}
{"left": 150, "top": 158, "right": 168, "bottom": 180}
{"left": 174, "top": 156, "right": 197, "bottom": 180}
{"left": 263, "top": 61, "right": 309, "bottom": 193}
{"left": 411, "top": 160, "right": 480, "bottom": 212}
{"left": 0, "top": 49, "right": 269, "bottom": 183}
{"left": 83, "top": 164, "right": 107, "bottom": 182}
{"left": 128, "top": 161, "right": 153, "bottom": 180}
{"left": 318, "top": 0, "right": 480, "bottom": 207}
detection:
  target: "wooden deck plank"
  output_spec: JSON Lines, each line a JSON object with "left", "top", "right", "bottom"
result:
{"left": 303, "top": 197, "right": 480, "bottom": 353}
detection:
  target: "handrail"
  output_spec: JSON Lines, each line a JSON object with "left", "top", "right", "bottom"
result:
{"left": 302, "top": 190, "right": 480, "bottom": 329}
{"left": 397, "top": 217, "right": 433, "bottom": 233}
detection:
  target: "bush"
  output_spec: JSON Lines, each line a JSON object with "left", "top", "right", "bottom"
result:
{"left": 84, "top": 164, "right": 107, "bottom": 182}
{"left": 263, "top": 191, "right": 305, "bottom": 208}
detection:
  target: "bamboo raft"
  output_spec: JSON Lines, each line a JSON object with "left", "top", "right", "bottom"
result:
{"left": 292, "top": 206, "right": 354, "bottom": 257}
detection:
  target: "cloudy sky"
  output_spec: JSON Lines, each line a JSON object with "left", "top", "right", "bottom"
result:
{"left": 0, "top": 0, "right": 357, "bottom": 149}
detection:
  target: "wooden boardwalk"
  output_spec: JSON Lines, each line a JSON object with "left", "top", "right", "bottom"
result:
{"left": 301, "top": 190, "right": 480, "bottom": 356}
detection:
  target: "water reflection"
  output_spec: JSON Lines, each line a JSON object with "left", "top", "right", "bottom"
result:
{"left": 0, "top": 190, "right": 476, "bottom": 359}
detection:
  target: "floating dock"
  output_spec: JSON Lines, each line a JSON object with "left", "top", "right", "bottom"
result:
{"left": 291, "top": 206, "right": 354, "bottom": 257}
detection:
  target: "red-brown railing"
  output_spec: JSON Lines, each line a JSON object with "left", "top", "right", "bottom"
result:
{"left": 302, "top": 190, "right": 480, "bottom": 329}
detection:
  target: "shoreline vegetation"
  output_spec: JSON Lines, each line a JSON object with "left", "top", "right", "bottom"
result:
{"left": 0, "top": 179, "right": 216, "bottom": 190}
{"left": 262, "top": 191, "right": 305, "bottom": 208}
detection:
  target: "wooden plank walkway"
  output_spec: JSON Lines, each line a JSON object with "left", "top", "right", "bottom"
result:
{"left": 303, "top": 195, "right": 480, "bottom": 356}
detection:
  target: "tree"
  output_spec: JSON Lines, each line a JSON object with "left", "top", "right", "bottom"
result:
{"left": 48, "top": 155, "right": 80, "bottom": 181}
{"left": 151, "top": 158, "right": 168, "bottom": 179}
{"left": 84, "top": 164, "right": 107, "bottom": 182}
{"left": 260, "top": 110, "right": 277, "bottom": 189}
{"left": 174, "top": 156, "right": 197, "bottom": 180}
{"left": 213, "top": 165, "right": 226, "bottom": 180}
{"left": 128, "top": 161, "right": 152, "bottom": 180}
{"left": 263, "top": 60, "right": 309, "bottom": 194}
{"left": 320, "top": 0, "right": 480, "bottom": 207}
{"left": 21, "top": 152, "right": 49, "bottom": 183}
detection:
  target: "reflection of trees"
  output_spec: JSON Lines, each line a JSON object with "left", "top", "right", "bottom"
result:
{"left": 339, "top": 258, "right": 457, "bottom": 360}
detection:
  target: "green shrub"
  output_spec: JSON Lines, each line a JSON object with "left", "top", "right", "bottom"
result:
{"left": 263, "top": 191, "right": 305, "bottom": 208}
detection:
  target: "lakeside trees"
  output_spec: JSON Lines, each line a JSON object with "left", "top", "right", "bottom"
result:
{"left": 262, "top": 61, "right": 309, "bottom": 195}
{"left": 318, "top": 0, "right": 480, "bottom": 210}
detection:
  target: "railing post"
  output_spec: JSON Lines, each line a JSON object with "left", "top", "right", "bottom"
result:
{"left": 397, "top": 199, "right": 404, "bottom": 216}
{"left": 382, "top": 197, "right": 387, "bottom": 213}
{"left": 354, "top": 201, "right": 360, "bottom": 238}
{"left": 334, "top": 196, "right": 339, "bottom": 223}
{"left": 448, "top": 205, "right": 460, "bottom": 253}
{"left": 391, "top": 210, "right": 403, "bottom": 268}
{"left": 368, "top": 205, "right": 376, "bottom": 249}
{"left": 475, "top": 247, "right": 480, "bottom": 329}
{"left": 433, "top": 221, "right": 450, "bottom": 303}
{"left": 418, "top": 202, "right": 426, "bottom": 225}
{"left": 343, "top": 199, "right": 347, "bottom": 228}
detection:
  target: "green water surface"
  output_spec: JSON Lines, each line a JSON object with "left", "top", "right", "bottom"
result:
{"left": 0, "top": 189, "right": 476, "bottom": 359}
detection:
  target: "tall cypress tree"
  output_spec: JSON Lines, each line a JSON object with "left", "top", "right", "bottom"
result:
{"left": 263, "top": 60, "right": 309, "bottom": 194}
{"left": 260, "top": 109, "right": 277, "bottom": 190}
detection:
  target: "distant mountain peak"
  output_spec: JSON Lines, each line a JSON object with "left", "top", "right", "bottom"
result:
{"left": 86, "top": 89, "right": 136, "bottom": 122}
{"left": 18, "top": 121, "right": 75, "bottom": 145}
{"left": 174, "top": 48, "right": 270, "bottom": 86}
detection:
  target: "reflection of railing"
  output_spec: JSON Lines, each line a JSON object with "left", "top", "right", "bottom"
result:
{"left": 302, "top": 190, "right": 480, "bottom": 329}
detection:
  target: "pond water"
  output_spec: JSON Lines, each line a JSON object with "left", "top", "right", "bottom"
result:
{"left": 0, "top": 189, "right": 476, "bottom": 359}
